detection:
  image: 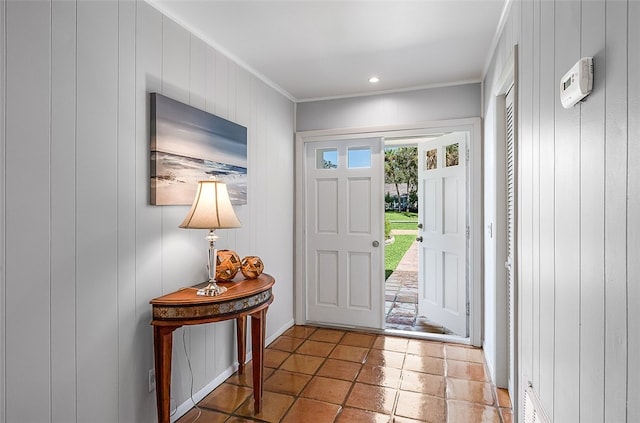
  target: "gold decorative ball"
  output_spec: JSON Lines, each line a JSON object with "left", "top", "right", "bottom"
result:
{"left": 241, "top": 256, "right": 264, "bottom": 279}
{"left": 215, "top": 250, "right": 241, "bottom": 281}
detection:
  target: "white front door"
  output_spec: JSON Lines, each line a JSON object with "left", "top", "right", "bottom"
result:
{"left": 417, "top": 133, "right": 468, "bottom": 336}
{"left": 304, "top": 138, "right": 383, "bottom": 329}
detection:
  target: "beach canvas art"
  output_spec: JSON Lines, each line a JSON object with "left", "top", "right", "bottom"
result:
{"left": 150, "top": 93, "right": 247, "bottom": 205}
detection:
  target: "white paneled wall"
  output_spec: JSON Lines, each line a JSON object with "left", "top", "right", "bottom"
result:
{"left": 296, "top": 83, "right": 481, "bottom": 132}
{"left": 0, "top": 1, "right": 295, "bottom": 422}
{"left": 484, "top": 0, "right": 639, "bottom": 421}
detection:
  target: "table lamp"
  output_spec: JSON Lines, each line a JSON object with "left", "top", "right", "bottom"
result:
{"left": 179, "top": 180, "right": 241, "bottom": 296}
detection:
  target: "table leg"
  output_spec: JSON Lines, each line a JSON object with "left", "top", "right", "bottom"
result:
{"left": 153, "top": 325, "right": 178, "bottom": 423}
{"left": 250, "top": 308, "right": 266, "bottom": 413}
{"left": 236, "top": 316, "right": 247, "bottom": 374}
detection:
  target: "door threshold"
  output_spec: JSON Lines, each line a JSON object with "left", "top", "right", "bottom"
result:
{"left": 384, "top": 328, "right": 471, "bottom": 345}
{"left": 303, "top": 321, "right": 471, "bottom": 346}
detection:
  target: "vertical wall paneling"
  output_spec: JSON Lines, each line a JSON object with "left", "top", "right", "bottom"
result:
{"left": 628, "top": 1, "right": 640, "bottom": 420}
{"left": 5, "top": 1, "right": 51, "bottom": 421}
{"left": 203, "top": 46, "right": 218, "bottom": 382}
{"left": 485, "top": 0, "right": 638, "bottom": 420}
{"left": 604, "top": 1, "right": 628, "bottom": 421}
{"left": 518, "top": 0, "right": 534, "bottom": 395}
{"left": 0, "top": 0, "right": 5, "bottom": 417}
{"left": 553, "top": 1, "right": 581, "bottom": 420}
{"left": 50, "top": 0, "right": 77, "bottom": 421}
{"left": 213, "top": 51, "right": 235, "bottom": 376}
{"left": 530, "top": 0, "right": 541, "bottom": 394}
{"left": 536, "top": 0, "right": 555, "bottom": 413}
{"left": 76, "top": 2, "right": 119, "bottom": 421}
{"left": 186, "top": 34, "right": 208, "bottom": 397}
{"left": 159, "top": 17, "right": 193, "bottom": 295}
{"left": 117, "top": 0, "right": 138, "bottom": 420}
{"left": 579, "top": 1, "right": 606, "bottom": 420}
{"left": 134, "top": 3, "right": 164, "bottom": 421}
{"left": 233, "top": 67, "right": 253, "bottom": 259}
{"left": 160, "top": 15, "right": 195, "bottom": 405}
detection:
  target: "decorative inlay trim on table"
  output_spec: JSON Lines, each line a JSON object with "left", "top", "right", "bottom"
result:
{"left": 153, "top": 289, "right": 272, "bottom": 320}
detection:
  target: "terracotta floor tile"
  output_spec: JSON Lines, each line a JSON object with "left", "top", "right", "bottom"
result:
{"left": 446, "top": 359, "right": 488, "bottom": 382}
{"left": 345, "top": 382, "right": 397, "bottom": 414}
{"left": 329, "top": 344, "right": 369, "bottom": 363}
{"left": 280, "top": 353, "right": 325, "bottom": 375}
{"left": 500, "top": 407, "right": 513, "bottom": 423}
{"left": 496, "top": 387, "right": 512, "bottom": 408}
{"left": 199, "top": 383, "right": 253, "bottom": 413}
{"left": 395, "top": 390, "right": 445, "bottom": 422}
{"left": 234, "top": 391, "right": 295, "bottom": 423}
{"left": 309, "top": 328, "right": 346, "bottom": 343}
{"left": 391, "top": 417, "right": 425, "bottom": 423}
{"left": 224, "top": 417, "right": 260, "bottom": 423}
{"left": 281, "top": 397, "right": 341, "bottom": 423}
{"left": 407, "top": 339, "right": 444, "bottom": 358}
{"left": 268, "top": 335, "right": 304, "bottom": 353}
{"left": 175, "top": 407, "right": 228, "bottom": 423}
{"left": 403, "top": 354, "right": 445, "bottom": 376}
{"left": 300, "top": 376, "right": 353, "bottom": 404}
{"left": 335, "top": 407, "right": 392, "bottom": 423}
{"left": 373, "top": 336, "right": 409, "bottom": 353}
{"left": 356, "top": 365, "right": 402, "bottom": 389}
{"left": 263, "top": 369, "right": 312, "bottom": 396}
{"left": 296, "top": 339, "right": 336, "bottom": 357}
{"left": 364, "top": 349, "right": 406, "bottom": 369}
{"left": 341, "top": 332, "right": 376, "bottom": 348}
{"left": 225, "top": 364, "right": 274, "bottom": 387}
{"left": 400, "top": 370, "right": 445, "bottom": 397}
{"left": 447, "top": 399, "right": 501, "bottom": 423}
{"left": 283, "top": 325, "right": 316, "bottom": 339}
{"left": 446, "top": 378, "right": 494, "bottom": 405}
{"left": 263, "top": 349, "right": 290, "bottom": 369}
{"left": 317, "top": 358, "right": 362, "bottom": 381}
{"left": 445, "top": 345, "right": 485, "bottom": 363}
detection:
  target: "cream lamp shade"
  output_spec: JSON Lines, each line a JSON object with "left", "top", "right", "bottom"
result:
{"left": 179, "top": 180, "right": 241, "bottom": 296}
{"left": 179, "top": 180, "right": 241, "bottom": 230}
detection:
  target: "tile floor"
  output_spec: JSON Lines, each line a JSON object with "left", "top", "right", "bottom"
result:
{"left": 177, "top": 325, "right": 512, "bottom": 423}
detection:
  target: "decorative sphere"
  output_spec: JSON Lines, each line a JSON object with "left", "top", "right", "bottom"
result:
{"left": 215, "top": 250, "right": 241, "bottom": 281}
{"left": 241, "top": 256, "right": 264, "bottom": 279}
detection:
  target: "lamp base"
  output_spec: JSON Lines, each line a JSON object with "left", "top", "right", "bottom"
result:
{"left": 196, "top": 281, "right": 228, "bottom": 296}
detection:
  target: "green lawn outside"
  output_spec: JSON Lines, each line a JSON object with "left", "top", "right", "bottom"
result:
{"left": 384, "top": 234, "right": 415, "bottom": 280}
{"left": 385, "top": 211, "right": 419, "bottom": 231}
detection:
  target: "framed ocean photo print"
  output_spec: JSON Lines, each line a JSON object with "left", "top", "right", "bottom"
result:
{"left": 150, "top": 93, "right": 248, "bottom": 205}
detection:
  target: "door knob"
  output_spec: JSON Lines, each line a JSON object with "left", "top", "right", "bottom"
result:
{"left": 372, "top": 240, "right": 380, "bottom": 247}
{"left": 417, "top": 223, "right": 423, "bottom": 229}
{"left": 416, "top": 236, "right": 423, "bottom": 242}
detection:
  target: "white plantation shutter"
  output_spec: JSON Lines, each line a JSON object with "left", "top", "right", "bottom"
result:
{"left": 505, "top": 85, "right": 516, "bottom": 399}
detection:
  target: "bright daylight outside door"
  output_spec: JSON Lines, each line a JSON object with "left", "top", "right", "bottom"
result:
{"left": 417, "top": 133, "right": 468, "bottom": 336}
{"left": 305, "top": 138, "right": 383, "bottom": 329}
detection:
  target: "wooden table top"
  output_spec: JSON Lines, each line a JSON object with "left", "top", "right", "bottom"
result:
{"left": 150, "top": 273, "right": 275, "bottom": 323}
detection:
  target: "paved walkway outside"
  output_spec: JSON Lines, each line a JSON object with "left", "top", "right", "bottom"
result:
{"left": 385, "top": 236, "right": 452, "bottom": 334}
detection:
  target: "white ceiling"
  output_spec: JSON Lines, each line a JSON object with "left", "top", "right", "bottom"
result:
{"left": 148, "top": 0, "right": 508, "bottom": 102}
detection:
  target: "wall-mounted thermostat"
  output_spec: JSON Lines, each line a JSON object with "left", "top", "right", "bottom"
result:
{"left": 560, "top": 57, "right": 593, "bottom": 109}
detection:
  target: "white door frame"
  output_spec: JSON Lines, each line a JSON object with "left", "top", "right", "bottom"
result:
{"left": 295, "top": 117, "right": 483, "bottom": 346}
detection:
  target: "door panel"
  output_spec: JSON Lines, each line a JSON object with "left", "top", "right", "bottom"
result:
{"left": 305, "top": 138, "right": 383, "bottom": 329}
{"left": 418, "top": 133, "right": 468, "bottom": 336}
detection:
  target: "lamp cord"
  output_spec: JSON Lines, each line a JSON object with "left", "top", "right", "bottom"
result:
{"left": 183, "top": 328, "right": 202, "bottom": 423}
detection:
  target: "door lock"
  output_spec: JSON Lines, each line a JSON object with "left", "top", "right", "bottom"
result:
{"left": 372, "top": 240, "right": 380, "bottom": 247}
{"left": 417, "top": 223, "right": 423, "bottom": 229}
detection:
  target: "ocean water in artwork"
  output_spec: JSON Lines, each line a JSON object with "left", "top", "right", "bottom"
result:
{"left": 151, "top": 151, "right": 247, "bottom": 205}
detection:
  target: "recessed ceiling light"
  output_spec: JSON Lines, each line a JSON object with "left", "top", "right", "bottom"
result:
{"left": 369, "top": 76, "right": 380, "bottom": 83}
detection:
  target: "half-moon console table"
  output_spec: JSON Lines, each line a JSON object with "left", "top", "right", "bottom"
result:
{"left": 150, "top": 273, "right": 275, "bottom": 423}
